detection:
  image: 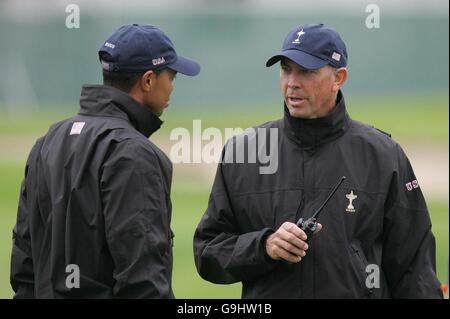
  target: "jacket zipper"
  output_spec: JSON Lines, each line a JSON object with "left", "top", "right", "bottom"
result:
{"left": 351, "top": 244, "right": 373, "bottom": 298}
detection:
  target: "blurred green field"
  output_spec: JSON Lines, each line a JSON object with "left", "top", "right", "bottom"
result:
{"left": 0, "top": 93, "right": 448, "bottom": 298}
{"left": 1, "top": 92, "right": 449, "bottom": 143}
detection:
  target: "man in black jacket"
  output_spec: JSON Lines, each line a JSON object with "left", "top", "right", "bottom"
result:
{"left": 10, "top": 24, "right": 200, "bottom": 298}
{"left": 194, "top": 23, "right": 442, "bottom": 298}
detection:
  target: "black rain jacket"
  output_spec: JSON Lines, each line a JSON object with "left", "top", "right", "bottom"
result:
{"left": 11, "top": 85, "right": 174, "bottom": 298}
{"left": 194, "top": 91, "right": 442, "bottom": 299}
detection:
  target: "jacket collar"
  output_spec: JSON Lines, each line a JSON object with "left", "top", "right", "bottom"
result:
{"left": 283, "top": 90, "right": 350, "bottom": 150}
{"left": 78, "top": 85, "right": 163, "bottom": 138}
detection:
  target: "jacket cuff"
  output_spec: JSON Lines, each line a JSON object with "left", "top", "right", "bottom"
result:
{"left": 258, "top": 228, "right": 278, "bottom": 266}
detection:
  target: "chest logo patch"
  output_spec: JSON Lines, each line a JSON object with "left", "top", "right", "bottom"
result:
{"left": 346, "top": 190, "right": 357, "bottom": 213}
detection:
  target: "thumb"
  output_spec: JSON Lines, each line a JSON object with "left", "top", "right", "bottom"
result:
{"left": 315, "top": 223, "right": 323, "bottom": 234}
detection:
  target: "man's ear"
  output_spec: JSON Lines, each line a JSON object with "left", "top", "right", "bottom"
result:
{"left": 140, "top": 70, "right": 156, "bottom": 92}
{"left": 333, "top": 67, "right": 347, "bottom": 92}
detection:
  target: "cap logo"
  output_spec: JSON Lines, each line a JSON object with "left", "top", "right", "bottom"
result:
{"left": 152, "top": 57, "right": 166, "bottom": 66}
{"left": 104, "top": 42, "right": 115, "bottom": 49}
{"left": 332, "top": 52, "right": 341, "bottom": 61}
{"left": 292, "top": 29, "right": 306, "bottom": 44}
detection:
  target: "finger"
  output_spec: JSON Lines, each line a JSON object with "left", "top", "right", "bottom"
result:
{"left": 275, "top": 246, "right": 302, "bottom": 263}
{"left": 314, "top": 223, "right": 323, "bottom": 234}
{"left": 279, "top": 227, "right": 309, "bottom": 250}
{"left": 282, "top": 222, "right": 308, "bottom": 241}
{"left": 276, "top": 238, "right": 306, "bottom": 257}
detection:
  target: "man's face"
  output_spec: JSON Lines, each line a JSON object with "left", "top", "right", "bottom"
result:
{"left": 280, "top": 58, "right": 338, "bottom": 119}
{"left": 145, "top": 68, "right": 177, "bottom": 116}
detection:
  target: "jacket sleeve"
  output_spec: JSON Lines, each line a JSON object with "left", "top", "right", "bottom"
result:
{"left": 382, "top": 144, "right": 442, "bottom": 298}
{"left": 100, "top": 140, "right": 173, "bottom": 298}
{"left": 194, "top": 148, "right": 277, "bottom": 284}
{"left": 10, "top": 138, "right": 44, "bottom": 299}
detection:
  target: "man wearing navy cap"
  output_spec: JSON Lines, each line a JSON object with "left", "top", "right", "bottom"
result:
{"left": 11, "top": 24, "right": 200, "bottom": 298}
{"left": 194, "top": 24, "right": 442, "bottom": 298}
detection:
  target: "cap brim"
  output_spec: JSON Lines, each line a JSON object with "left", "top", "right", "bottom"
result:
{"left": 266, "top": 49, "right": 328, "bottom": 70}
{"left": 168, "top": 55, "right": 200, "bottom": 76}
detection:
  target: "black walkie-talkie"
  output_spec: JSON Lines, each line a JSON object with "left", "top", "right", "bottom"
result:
{"left": 296, "top": 176, "right": 346, "bottom": 243}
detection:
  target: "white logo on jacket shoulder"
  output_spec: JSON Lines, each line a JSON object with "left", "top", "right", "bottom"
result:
{"left": 346, "top": 190, "right": 357, "bottom": 213}
{"left": 405, "top": 180, "right": 419, "bottom": 191}
{"left": 70, "top": 122, "right": 85, "bottom": 135}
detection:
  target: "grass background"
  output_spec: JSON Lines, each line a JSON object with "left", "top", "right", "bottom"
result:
{"left": 0, "top": 93, "right": 448, "bottom": 298}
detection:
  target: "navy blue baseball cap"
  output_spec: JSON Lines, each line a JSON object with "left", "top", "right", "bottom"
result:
{"left": 99, "top": 24, "right": 200, "bottom": 76}
{"left": 266, "top": 23, "right": 347, "bottom": 70}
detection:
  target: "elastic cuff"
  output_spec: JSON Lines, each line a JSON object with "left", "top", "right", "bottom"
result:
{"left": 259, "top": 228, "right": 278, "bottom": 265}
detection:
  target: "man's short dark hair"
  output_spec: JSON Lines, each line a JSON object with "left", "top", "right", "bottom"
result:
{"left": 100, "top": 52, "right": 161, "bottom": 93}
